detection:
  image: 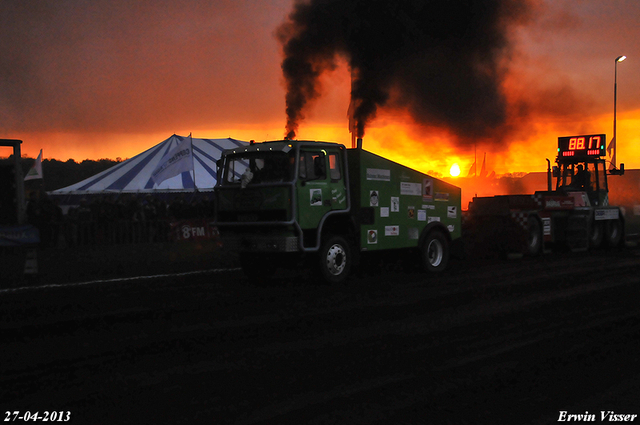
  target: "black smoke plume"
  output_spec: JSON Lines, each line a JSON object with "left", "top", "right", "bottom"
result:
{"left": 277, "top": 0, "right": 531, "bottom": 141}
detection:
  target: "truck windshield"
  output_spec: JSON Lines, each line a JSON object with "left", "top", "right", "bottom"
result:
{"left": 556, "top": 162, "right": 600, "bottom": 192}
{"left": 222, "top": 151, "right": 295, "bottom": 186}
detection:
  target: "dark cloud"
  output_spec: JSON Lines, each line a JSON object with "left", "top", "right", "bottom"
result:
{"left": 277, "top": 0, "right": 534, "bottom": 142}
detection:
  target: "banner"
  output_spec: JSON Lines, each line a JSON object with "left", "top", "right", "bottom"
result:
{"left": 0, "top": 225, "right": 40, "bottom": 246}
{"left": 24, "top": 149, "right": 43, "bottom": 181}
{"left": 151, "top": 136, "right": 194, "bottom": 185}
{"left": 170, "top": 219, "right": 219, "bottom": 242}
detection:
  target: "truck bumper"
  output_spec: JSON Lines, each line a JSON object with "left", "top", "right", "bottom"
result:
{"left": 222, "top": 235, "right": 299, "bottom": 252}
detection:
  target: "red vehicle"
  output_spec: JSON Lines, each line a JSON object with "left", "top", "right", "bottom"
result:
{"left": 465, "top": 134, "right": 626, "bottom": 255}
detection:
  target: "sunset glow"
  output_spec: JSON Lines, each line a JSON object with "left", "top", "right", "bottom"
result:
{"left": 0, "top": 1, "right": 639, "bottom": 184}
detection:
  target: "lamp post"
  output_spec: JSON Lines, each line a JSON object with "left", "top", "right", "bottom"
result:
{"left": 611, "top": 55, "right": 626, "bottom": 170}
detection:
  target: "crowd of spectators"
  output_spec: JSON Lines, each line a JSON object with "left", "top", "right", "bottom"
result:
{"left": 25, "top": 191, "right": 216, "bottom": 248}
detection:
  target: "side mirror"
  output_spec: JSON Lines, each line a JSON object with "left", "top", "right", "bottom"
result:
{"left": 610, "top": 163, "right": 625, "bottom": 176}
{"left": 216, "top": 159, "right": 223, "bottom": 183}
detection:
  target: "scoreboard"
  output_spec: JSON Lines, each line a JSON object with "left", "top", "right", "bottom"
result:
{"left": 558, "top": 134, "right": 606, "bottom": 162}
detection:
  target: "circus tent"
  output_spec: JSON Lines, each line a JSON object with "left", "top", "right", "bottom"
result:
{"left": 51, "top": 134, "right": 248, "bottom": 194}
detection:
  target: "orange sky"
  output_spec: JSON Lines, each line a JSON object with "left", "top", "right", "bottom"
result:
{"left": 1, "top": 0, "right": 640, "bottom": 177}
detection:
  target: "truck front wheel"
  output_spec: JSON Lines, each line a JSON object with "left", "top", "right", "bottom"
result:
{"left": 421, "top": 231, "right": 449, "bottom": 273}
{"left": 319, "top": 235, "right": 351, "bottom": 284}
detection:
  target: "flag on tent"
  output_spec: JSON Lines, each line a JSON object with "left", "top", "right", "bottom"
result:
{"left": 24, "top": 149, "right": 43, "bottom": 181}
{"left": 151, "top": 135, "right": 194, "bottom": 186}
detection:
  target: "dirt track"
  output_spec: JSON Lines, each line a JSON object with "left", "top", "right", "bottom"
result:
{"left": 2, "top": 247, "right": 639, "bottom": 424}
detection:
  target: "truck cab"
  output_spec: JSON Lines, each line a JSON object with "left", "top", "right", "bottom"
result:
{"left": 554, "top": 159, "right": 610, "bottom": 205}
{"left": 547, "top": 134, "right": 624, "bottom": 249}
{"left": 215, "top": 140, "right": 352, "bottom": 280}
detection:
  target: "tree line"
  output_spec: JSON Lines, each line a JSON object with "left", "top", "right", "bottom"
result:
{"left": 0, "top": 156, "right": 123, "bottom": 192}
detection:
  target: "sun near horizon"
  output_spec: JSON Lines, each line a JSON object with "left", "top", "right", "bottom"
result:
{"left": 449, "top": 163, "right": 461, "bottom": 177}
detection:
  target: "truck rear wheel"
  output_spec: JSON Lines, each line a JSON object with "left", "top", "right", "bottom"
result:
{"left": 421, "top": 231, "right": 449, "bottom": 273}
{"left": 319, "top": 235, "right": 351, "bottom": 284}
{"left": 605, "top": 219, "right": 623, "bottom": 247}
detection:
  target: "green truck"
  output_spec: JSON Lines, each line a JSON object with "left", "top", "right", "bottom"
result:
{"left": 214, "top": 139, "right": 462, "bottom": 282}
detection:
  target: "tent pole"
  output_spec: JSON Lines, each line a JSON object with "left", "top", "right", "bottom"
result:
{"left": 190, "top": 133, "right": 197, "bottom": 193}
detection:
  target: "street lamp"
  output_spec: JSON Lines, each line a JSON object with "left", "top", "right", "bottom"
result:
{"left": 611, "top": 55, "right": 626, "bottom": 170}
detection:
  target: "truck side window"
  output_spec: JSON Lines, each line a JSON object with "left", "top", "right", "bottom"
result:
{"left": 592, "top": 163, "right": 605, "bottom": 192}
{"left": 329, "top": 153, "right": 341, "bottom": 181}
{"left": 313, "top": 155, "right": 326, "bottom": 179}
{"left": 299, "top": 152, "right": 307, "bottom": 179}
{"left": 299, "top": 151, "right": 326, "bottom": 181}
{"left": 573, "top": 164, "right": 587, "bottom": 189}
{"left": 226, "top": 158, "right": 240, "bottom": 184}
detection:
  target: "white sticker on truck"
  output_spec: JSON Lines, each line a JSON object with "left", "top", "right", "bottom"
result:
{"left": 310, "top": 189, "right": 322, "bottom": 206}
{"left": 400, "top": 182, "right": 421, "bottom": 196}
{"left": 366, "top": 168, "right": 390, "bottom": 181}
{"left": 391, "top": 197, "right": 400, "bottom": 212}
{"left": 385, "top": 226, "right": 399, "bottom": 236}
{"left": 542, "top": 217, "right": 551, "bottom": 236}
{"left": 370, "top": 190, "right": 379, "bottom": 207}
{"left": 594, "top": 209, "right": 619, "bottom": 220}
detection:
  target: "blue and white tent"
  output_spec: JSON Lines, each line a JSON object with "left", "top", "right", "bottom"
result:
{"left": 52, "top": 134, "right": 248, "bottom": 194}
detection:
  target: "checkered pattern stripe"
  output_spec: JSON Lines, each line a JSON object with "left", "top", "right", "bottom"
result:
{"left": 532, "top": 194, "right": 544, "bottom": 208}
{"left": 510, "top": 212, "right": 529, "bottom": 230}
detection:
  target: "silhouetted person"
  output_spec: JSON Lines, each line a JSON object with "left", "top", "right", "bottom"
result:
{"left": 573, "top": 164, "right": 589, "bottom": 190}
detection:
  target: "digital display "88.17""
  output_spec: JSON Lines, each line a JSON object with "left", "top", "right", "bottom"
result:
{"left": 558, "top": 134, "right": 606, "bottom": 160}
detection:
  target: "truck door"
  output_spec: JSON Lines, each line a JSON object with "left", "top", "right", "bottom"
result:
{"left": 297, "top": 148, "right": 347, "bottom": 229}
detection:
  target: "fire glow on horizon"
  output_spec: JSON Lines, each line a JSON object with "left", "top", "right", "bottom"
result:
{"left": 1, "top": 1, "right": 639, "bottom": 181}
{"left": 8, "top": 108, "right": 640, "bottom": 180}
